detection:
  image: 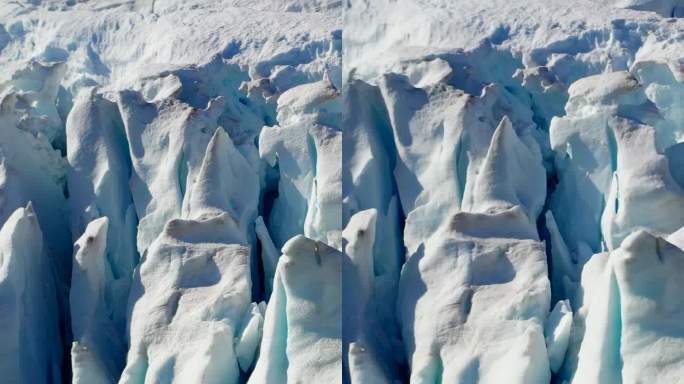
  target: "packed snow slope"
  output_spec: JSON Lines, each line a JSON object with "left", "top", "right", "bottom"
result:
{"left": 344, "top": 0, "right": 684, "bottom": 383}
{"left": 0, "top": 0, "right": 341, "bottom": 383}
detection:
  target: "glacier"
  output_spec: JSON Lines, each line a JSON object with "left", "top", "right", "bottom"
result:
{"left": 0, "top": 204, "right": 63, "bottom": 383}
{"left": 0, "top": 0, "right": 341, "bottom": 383}
{"left": 249, "top": 235, "right": 342, "bottom": 383}
{"left": 344, "top": 0, "right": 684, "bottom": 383}
{"left": 0, "top": 0, "right": 683, "bottom": 383}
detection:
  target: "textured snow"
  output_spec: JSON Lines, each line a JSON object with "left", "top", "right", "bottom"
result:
{"left": 0, "top": 1, "right": 341, "bottom": 92}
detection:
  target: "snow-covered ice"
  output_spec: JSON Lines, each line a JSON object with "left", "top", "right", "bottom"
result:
{"left": 0, "top": 0, "right": 341, "bottom": 382}
{"left": 0, "top": 204, "right": 63, "bottom": 383}
{"left": 249, "top": 235, "right": 342, "bottom": 384}
{"left": 1, "top": 0, "right": 683, "bottom": 382}
{"left": 259, "top": 75, "right": 342, "bottom": 250}
{"left": 565, "top": 230, "right": 684, "bottom": 383}
{"left": 344, "top": 0, "right": 684, "bottom": 382}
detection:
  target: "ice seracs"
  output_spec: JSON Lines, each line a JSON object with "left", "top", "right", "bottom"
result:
{"left": 120, "top": 121, "right": 262, "bottom": 383}
{"left": 397, "top": 233, "right": 551, "bottom": 383}
{"left": 343, "top": 79, "right": 404, "bottom": 383}
{"left": 343, "top": 209, "right": 398, "bottom": 383}
{"left": 182, "top": 127, "right": 259, "bottom": 245}
{"left": 564, "top": 230, "right": 684, "bottom": 383}
{"left": 342, "top": 59, "right": 552, "bottom": 382}
{"left": 0, "top": 204, "right": 63, "bottom": 384}
{"left": 549, "top": 66, "right": 684, "bottom": 311}
{"left": 601, "top": 118, "right": 684, "bottom": 250}
{"left": 249, "top": 235, "right": 342, "bottom": 384}
{"left": 117, "top": 91, "right": 224, "bottom": 253}
{"left": 119, "top": 218, "right": 255, "bottom": 384}
{"left": 0, "top": 68, "right": 72, "bottom": 281}
{"left": 344, "top": 0, "right": 684, "bottom": 380}
{"left": 66, "top": 88, "right": 139, "bottom": 359}
{"left": 70, "top": 217, "right": 125, "bottom": 384}
{"left": 544, "top": 299, "right": 573, "bottom": 374}
{"left": 0, "top": 0, "right": 342, "bottom": 382}
{"left": 259, "top": 76, "right": 342, "bottom": 250}
{"left": 1, "top": 0, "right": 684, "bottom": 382}
{"left": 0, "top": 60, "right": 67, "bottom": 149}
